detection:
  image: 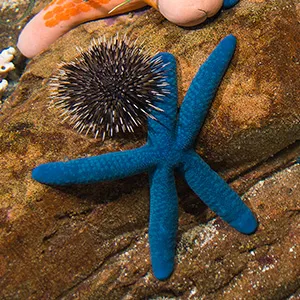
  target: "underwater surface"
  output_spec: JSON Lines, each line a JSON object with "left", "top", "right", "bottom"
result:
{"left": 0, "top": 0, "right": 299, "bottom": 298}
{"left": 0, "top": 0, "right": 30, "bottom": 102}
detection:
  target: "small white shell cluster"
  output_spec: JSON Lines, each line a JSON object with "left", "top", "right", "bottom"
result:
{"left": 0, "top": 47, "right": 16, "bottom": 99}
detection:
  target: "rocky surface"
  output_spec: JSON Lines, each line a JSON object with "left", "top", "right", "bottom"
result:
{"left": 0, "top": 0, "right": 47, "bottom": 46}
{"left": 0, "top": 0, "right": 49, "bottom": 102}
{"left": 0, "top": 0, "right": 299, "bottom": 299}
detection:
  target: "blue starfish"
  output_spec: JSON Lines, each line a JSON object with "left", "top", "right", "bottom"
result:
{"left": 32, "top": 35, "right": 257, "bottom": 281}
{"left": 223, "top": 0, "right": 239, "bottom": 9}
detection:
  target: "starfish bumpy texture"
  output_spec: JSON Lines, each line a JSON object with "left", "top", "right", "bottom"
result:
{"left": 32, "top": 35, "right": 257, "bottom": 280}
{"left": 17, "top": 0, "right": 240, "bottom": 58}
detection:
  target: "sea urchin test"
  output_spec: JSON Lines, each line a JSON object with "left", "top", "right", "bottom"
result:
{"left": 32, "top": 35, "right": 257, "bottom": 280}
{"left": 50, "top": 36, "right": 168, "bottom": 140}
{"left": 17, "top": 0, "right": 239, "bottom": 58}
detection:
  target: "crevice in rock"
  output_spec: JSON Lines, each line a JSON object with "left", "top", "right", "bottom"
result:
{"left": 42, "top": 229, "right": 58, "bottom": 242}
{"left": 56, "top": 236, "right": 136, "bottom": 299}
{"left": 230, "top": 141, "right": 300, "bottom": 195}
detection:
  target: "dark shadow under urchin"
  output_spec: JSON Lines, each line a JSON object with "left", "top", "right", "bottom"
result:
{"left": 49, "top": 35, "right": 169, "bottom": 140}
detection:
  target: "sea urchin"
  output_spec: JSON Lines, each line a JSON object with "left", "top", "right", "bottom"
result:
{"left": 50, "top": 36, "right": 168, "bottom": 140}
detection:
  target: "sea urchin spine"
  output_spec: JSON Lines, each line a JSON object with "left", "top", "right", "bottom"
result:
{"left": 50, "top": 35, "right": 169, "bottom": 140}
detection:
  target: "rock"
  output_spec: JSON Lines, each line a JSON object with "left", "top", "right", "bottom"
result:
{"left": 0, "top": 0, "right": 299, "bottom": 298}
{"left": 0, "top": 0, "right": 48, "bottom": 49}
{"left": 0, "top": 0, "right": 49, "bottom": 102}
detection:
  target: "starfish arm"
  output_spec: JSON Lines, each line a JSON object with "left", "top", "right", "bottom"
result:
{"left": 223, "top": 0, "right": 239, "bottom": 9}
{"left": 32, "top": 145, "right": 156, "bottom": 185}
{"left": 180, "top": 151, "right": 258, "bottom": 234}
{"left": 149, "top": 166, "right": 178, "bottom": 280}
{"left": 17, "top": 0, "right": 148, "bottom": 58}
{"left": 147, "top": 53, "right": 178, "bottom": 146}
{"left": 176, "top": 35, "right": 236, "bottom": 150}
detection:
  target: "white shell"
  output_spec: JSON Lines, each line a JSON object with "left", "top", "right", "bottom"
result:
{"left": 0, "top": 79, "right": 8, "bottom": 99}
{"left": 0, "top": 47, "right": 16, "bottom": 77}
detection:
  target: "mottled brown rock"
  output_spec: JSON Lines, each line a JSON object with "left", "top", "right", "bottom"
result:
{"left": 0, "top": 0, "right": 299, "bottom": 299}
{"left": 0, "top": 0, "right": 48, "bottom": 50}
